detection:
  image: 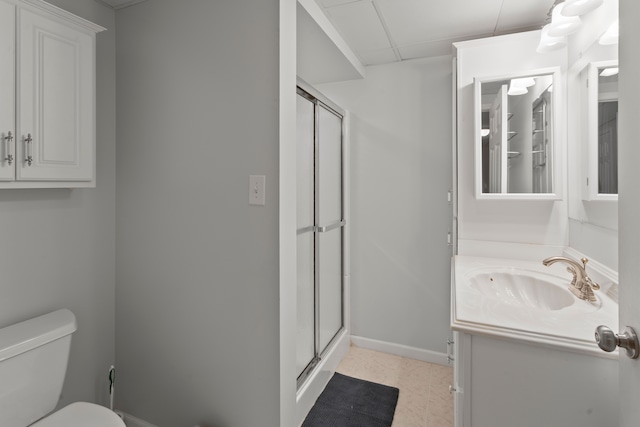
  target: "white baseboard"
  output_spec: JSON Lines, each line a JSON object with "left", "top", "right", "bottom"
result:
{"left": 350, "top": 335, "right": 450, "bottom": 366}
{"left": 119, "top": 411, "right": 157, "bottom": 427}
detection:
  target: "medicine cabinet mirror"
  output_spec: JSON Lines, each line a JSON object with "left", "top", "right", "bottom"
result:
{"left": 474, "top": 70, "right": 561, "bottom": 200}
{"left": 583, "top": 60, "right": 618, "bottom": 201}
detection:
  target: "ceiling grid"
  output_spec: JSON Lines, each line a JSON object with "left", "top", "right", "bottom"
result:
{"left": 315, "top": 0, "right": 557, "bottom": 66}
{"left": 370, "top": 0, "right": 403, "bottom": 62}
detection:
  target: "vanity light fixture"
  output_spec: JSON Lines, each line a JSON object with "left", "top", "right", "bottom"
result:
{"left": 548, "top": 3, "right": 582, "bottom": 37}
{"left": 508, "top": 80, "right": 529, "bottom": 96}
{"left": 599, "top": 67, "right": 619, "bottom": 77}
{"left": 599, "top": 19, "right": 618, "bottom": 45}
{"left": 507, "top": 86, "right": 527, "bottom": 96}
{"left": 507, "top": 77, "right": 536, "bottom": 96}
{"left": 537, "top": 24, "right": 568, "bottom": 53}
{"left": 514, "top": 77, "right": 536, "bottom": 87}
{"left": 561, "top": 0, "right": 604, "bottom": 17}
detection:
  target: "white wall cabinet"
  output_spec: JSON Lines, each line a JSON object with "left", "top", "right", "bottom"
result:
{"left": 0, "top": 0, "right": 104, "bottom": 188}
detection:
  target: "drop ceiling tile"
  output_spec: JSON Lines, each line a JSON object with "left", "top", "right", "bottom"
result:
{"left": 397, "top": 34, "right": 492, "bottom": 60}
{"left": 326, "top": 1, "right": 392, "bottom": 52}
{"left": 397, "top": 40, "right": 456, "bottom": 60}
{"left": 376, "top": 0, "right": 504, "bottom": 44}
{"left": 358, "top": 48, "right": 398, "bottom": 66}
{"left": 495, "top": 0, "right": 556, "bottom": 33}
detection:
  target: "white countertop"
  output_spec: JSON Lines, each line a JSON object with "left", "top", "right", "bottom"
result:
{"left": 452, "top": 255, "right": 619, "bottom": 358}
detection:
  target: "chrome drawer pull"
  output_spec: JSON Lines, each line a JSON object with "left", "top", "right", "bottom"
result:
{"left": 4, "top": 131, "right": 13, "bottom": 165}
{"left": 24, "top": 133, "right": 32, "bottom": 166}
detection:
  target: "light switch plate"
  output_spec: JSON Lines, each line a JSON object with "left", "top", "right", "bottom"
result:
{"left": 249, "top": 175, "right": 266, "bottom": 206}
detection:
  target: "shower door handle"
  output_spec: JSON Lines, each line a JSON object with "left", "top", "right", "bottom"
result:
{"left": 316, "top": 220, "right": 345, "bottom": 233}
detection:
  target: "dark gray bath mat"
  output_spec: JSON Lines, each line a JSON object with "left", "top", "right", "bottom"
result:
{"left": 301, "top": 373, "right": 400, "bottom": 427}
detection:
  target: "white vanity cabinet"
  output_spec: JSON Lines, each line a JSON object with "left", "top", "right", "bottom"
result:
{"left": 451, "top": 331, "right": 470, "bottom": 427}
{"left": 452, "top": 332, "right": 618, "bottom": 427}
{"left": 451, "top": 255, "right": 620, "bottom": 427}
{"left": 0, "top": 0, "right": 104, "bottom": 188}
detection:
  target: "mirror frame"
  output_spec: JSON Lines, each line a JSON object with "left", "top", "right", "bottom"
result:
{"left": 583, "top": 60, "right": 618, "bottom": 202}
{"left": 474, "top": 67, "right": 563, "bottom": 200}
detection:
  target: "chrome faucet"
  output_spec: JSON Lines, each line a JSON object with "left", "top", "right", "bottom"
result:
{"left": 542, "top": 256, "right": 600, "bottom": 302}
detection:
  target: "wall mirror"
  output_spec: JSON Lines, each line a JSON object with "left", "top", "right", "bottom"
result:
{"left": 583, "top": 60, "right": 618, "bottom": 201}
{"left": 474, "top": 69, "right": 561, "bottom": 200}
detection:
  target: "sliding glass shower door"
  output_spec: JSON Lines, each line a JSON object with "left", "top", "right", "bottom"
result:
{"left": 296, "top": 86, "right": 344, "bottom": 387}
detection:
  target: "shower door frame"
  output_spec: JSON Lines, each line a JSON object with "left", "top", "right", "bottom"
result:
{"left": 296, "top": 82, "right": 347, "bottom": 391}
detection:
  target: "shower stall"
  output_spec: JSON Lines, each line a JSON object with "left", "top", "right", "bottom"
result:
{"left": 295, "top": 81, "right": 349, "bottom": 413}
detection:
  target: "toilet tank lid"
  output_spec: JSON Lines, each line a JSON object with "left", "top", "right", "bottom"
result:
{"left": 0, "top": 309, "right": 77, "bottom": 363}
{"left": 31, "top": 402, "right": 126, "bottom": 427}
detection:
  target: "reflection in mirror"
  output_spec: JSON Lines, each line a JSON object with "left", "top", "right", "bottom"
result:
{"left": 584, "top": 61, "right": 618, "bottom": 201}
{"left": 477, "top": 73, "right": 555, "bottom": 196}
{"left": 597, "top": 67, "right": 618, "bottom": 194}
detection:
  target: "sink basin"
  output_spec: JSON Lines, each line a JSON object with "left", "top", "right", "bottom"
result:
{"left": 453, "top": 255, "right": 618, "bottom": 356}
{"left": 468, "top": 269, "right": 575, "bottom": 310}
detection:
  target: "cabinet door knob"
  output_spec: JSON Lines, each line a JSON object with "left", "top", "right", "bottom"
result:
{"left": 595, "top": 325, "right": 639, "bottom": 359}
{"left": 4, "top": 131, "right": 13, "bottom": 165}
{"left": 24, "top": 133, "right": 33, "bottom": 166}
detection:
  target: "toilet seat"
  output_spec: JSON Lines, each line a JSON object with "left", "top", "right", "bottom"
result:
{"left": 31, "top": 402, "right": 126, "bottom": 427}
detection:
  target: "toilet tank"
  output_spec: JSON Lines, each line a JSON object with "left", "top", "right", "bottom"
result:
{"left": 0, "top": 309, "right": 77, "bottom": 427}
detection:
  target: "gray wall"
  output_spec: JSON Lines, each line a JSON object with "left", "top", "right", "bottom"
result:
{"left": 0, "top": 0, "right": 116, "bottom": 408}
{"left": 115, "top": 1, "right": 282, "bottom": 425}
{"left": 318, "top": 56, "right": 453, "bottom": 354}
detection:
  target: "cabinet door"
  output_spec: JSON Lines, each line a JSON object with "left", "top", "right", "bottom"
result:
{"left": 0, "top": 0, "right": 15, "bottom": 181}
{"left": 17, "top": 8, "right": 94, "bottom": 181}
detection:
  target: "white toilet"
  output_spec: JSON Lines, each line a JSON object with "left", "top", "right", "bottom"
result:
{"left": 0, "top": 309, "right": 125, "bottom": 427}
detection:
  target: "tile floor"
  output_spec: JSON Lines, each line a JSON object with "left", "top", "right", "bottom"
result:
{"left": 335, "top": 345, "right": 454, "bottom": 427}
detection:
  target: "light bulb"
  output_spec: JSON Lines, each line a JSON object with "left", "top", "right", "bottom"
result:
{"left": 561, "top": 0, "right": 604, "bottom": 17}
{"left": 537, "top": 24, "right": 567, "bottom": 54}
{"left": 599, "top": 20, "right": 618, "bottom": 45}
{"left": 508, "top": 80, "right": 528, "bottom": 96}
{"left": 511, "top": 77, "right": 536, "bottom": 88}
{"left": 599, "top": 68, "right": 619, "bottom": 77}
{"left": 548, "top": 3, "right": 582, "bottom": 37}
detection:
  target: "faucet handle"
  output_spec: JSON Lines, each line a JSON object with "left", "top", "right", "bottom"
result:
{"left": 586, "top": 276, "right": 600, "bottom": 290}
{"left": 581, "top": 257, "right": 589, "bottom": 270}
{"left": 580, "top": 258, "right": 601, "bottom": 290}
